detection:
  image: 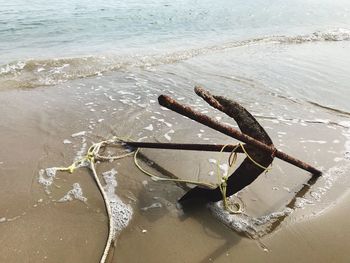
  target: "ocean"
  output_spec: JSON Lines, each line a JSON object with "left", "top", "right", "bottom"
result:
{"left": 0, "top": 1, "right": 350, "bottom": 262}
{"left": 1, "top": 0, "right": 350, "bottom": 112}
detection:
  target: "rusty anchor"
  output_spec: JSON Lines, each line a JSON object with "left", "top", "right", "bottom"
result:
{"left": 125, "top": 86, "right": 322, "bottom": 207}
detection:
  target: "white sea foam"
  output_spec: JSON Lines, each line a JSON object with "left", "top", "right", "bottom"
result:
{"left": 117, "top": 90, "right": 134, "bottom": 95}
{"left": 151, "top": 116, "right": 173, "bottom": 127}
{"left": 209, "top": 121, "right": 350, "bottom": 235}
{"left": 0, "top": 61, "right": 25, "bottom": 74}
{"left": 208, "top": 158, "right": 217, "bottom": 164}
{"left": 73, "top": 134, "right": 88, "bottom": 162}
{"left": 294, "top": 197, "right": 314, "bottom": 209}
{"left": 334, "top": 157, "right": 343, "bottom": 162}
{"left": 71, "top": 131, "right": 86, "bottom": 137}
{"left": 102, "top": 169, "right": 133, "bottom": 237}
{"left": 2, "top": 28, "right": 350, "bottom": 89}
{"left": 292, "top": 162, "right": 350, "bottom": 215}
{"left": 144, "top": 124, "right": 154, "bottom": 131}
{"left": 164, "top": 129, "right": 174, "bottom": 141}
{"left": 310, "top": 191, "right": 322, "bottom": 202}
{"left": 75, "top": 141, "right": 87, "bottom": 161}
{"left": 58, "top": 183, "right": 87, "bottom": 203}
{"left": 208, "top": 200, "right": 293, "bottom": 239}
{"left": 38, "top": 167, "right": 58, "bottom": 188}
{"left": 300, "top": 140, "right": 327, "bottom": 144}
{"left": 288, "top": 120, "right": 350, "bottom": 213}
{"left": 219, "top": 163, "right": 229, "bottom": 176}
{"left": 37, "top": 163, "right": 132, "bottom": 238}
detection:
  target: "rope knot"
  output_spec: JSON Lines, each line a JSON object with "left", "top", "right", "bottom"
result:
{"left": 221, "top": 179, "right": 227, "bottom": 188}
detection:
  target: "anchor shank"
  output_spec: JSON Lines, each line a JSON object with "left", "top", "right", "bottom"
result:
{"left": 125, "top": 142, "right": 244, "bottom": 153}
{"left": 158, "top": 95, "right": 322, "bottom": 176}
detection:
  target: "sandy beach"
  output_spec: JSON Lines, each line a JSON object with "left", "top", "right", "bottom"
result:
{"left": 1, "top": 1, "right": 350, "bottom": 262}
{"left": 1, "top": 47, "right": 349, "bottom": 261}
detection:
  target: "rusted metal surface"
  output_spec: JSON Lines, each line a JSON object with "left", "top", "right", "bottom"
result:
{"left": 195, "top": 86, "right": 272, "bottom": 141}
{"left": 158, "top": 93, "right": 322, "bottom": 176}
{"left": 175, "top": 87, "right": 275, "bottom": 204}
{"left": 125, "top": 141, "right": 244, "bottom": 153}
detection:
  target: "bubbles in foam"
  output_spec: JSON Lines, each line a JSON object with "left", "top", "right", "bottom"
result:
{"left": 295, "top": 120, "right": 350, "bottom": 214}
{"left": 37, "top": 162, "right": 133, "bottom": 239}
{"left": 310, "top": 191, "right": 322, "bottom": 202}
{"left": 1, "top": 28, "right": 350, "bottom": 90}
{"left": 38, "top": 167, "right": 58, "bottom": 188}
{"left": 102, "top": 169, "right": 133, "bottom": 237}
{"left": 58, "top": 183, "right": 87, "bottom": 203}
{"left": 294, "top": 197, "right": 314, "bottom": 209}
{"left": 0, "top": 61, "right": 25, "bottom": 75}
{"left": 208, "top": 199, "right": 293, "bottom": 239}
{"left": 291, "top": 162, "right": 350, "bottom": 217}
{"left": 72, "top": 135, "right": 88, "bottom": 162}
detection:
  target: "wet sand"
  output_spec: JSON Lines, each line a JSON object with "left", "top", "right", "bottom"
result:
{"left": 0, "top": 40, "right": 349, "bottom": 263}
{"left": 0, "top": 64, "right": 349, "bottom": 263}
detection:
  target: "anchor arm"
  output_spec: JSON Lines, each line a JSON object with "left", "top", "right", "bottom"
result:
{"left": 178, "top": 88, "right": 274, "bottom": 205}
{"left": 158, "top": 87, "right": 321, "bottom": 207}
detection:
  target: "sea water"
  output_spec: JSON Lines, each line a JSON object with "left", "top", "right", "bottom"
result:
{"left": 1, "top": 0, "right": 350, "bottom": 106}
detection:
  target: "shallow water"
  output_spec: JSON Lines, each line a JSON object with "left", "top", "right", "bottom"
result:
{"left": 1, "top": 0, "right": 350, "bottom": 62}
{"left": 1, "top": 1, "right": 350, "bottom": 262}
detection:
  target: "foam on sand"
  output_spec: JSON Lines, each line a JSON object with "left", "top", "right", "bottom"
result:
{"left": 208, "top": 198, "right": 293, "bottom": 239}
{"left": 102, "top": 169, "right": 133, "bottom": 237}
{"left": 58, "top": 183, "right": 87, "bottom": 203}
{"left": 38, "top": 167, "right": 58, "bottom": 191}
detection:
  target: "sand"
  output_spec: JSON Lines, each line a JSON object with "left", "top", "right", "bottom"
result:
{"left": 0, "top": 69, "right": 349, "bottom": 263}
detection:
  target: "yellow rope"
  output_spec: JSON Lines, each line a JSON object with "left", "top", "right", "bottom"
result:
{"left": 216, "top": 143, "right": 272, "bottom": 213}
{"left": 133, "top": 148, "right": 216, "bottom": 189}
{"left": 216, "top": 144, "right": 242, "bottom": 213}
{"left": 240, "top": 143, "right": 272, "bottom": 172}
{"left": 48, "top": 136, "right": 134, "bottom": 263}
{"left": 50, "top": 137, "right": 273, "bottom": 262}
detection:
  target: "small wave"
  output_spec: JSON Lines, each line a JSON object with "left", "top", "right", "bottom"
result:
{"left": 1, "top": 28, "right": 349, "bottom": 90}
{"left": 0, "top": 56, "right": 125, "bottom": 90}
{"left": 266, "top": 28, "right": 350, "bottom": 44}
{"left": 307, "top": 101, "right": 350, "bottom": 117}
